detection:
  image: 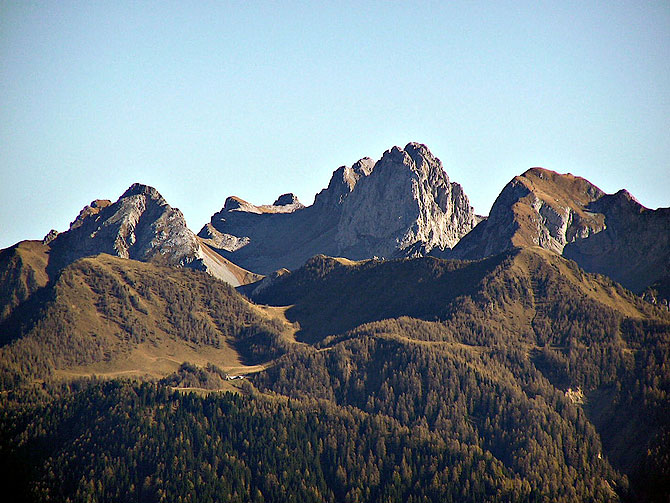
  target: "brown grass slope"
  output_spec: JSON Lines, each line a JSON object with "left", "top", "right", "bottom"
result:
{"left": 0, "top": 254, "right": 291, "bottom": 388}
{"left": 0, "top": 241, "right": 50, "bottom": 324}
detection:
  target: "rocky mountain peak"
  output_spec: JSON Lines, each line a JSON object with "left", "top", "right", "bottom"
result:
{"left": 121, "top": 183, "right": 167, "bottom": 203}
{"left": 404, "top": 142, "right": 448, "bottom": 178}
{"left": 223, "top": 196, "right": 257, "bottom": 213}
{"left": 335, "top": 143, "right": 477, "bottom": 257}
{"left": 48, "top": 184, "right": 198, "bottom": 270}
{"left": 37, "top": 183, "right": 258, "bottom": 286}
{"left": 352, "top": 157, "right": 374, "bottom": 177}
{"left": 314, "top": 157, "right": 375, "bottom": 208}
{"left": 68, "top": 199, "right": 113, "bottom": 230}
{"left": 451, "top": 167, "right": 670, "bottom": 292}
{"left": 451, "top": 169, "right": 608, "bottom": 258}
{"left": 594, "top": 189, "right": 645, "bottom": 213}
{"left": 200, "top": 142, "right": 478, "bottom": 273}
{"left": 273, "top": 193, "right": 300, "bottom": 206}
{"left": 42, "top": 229, "right": 59, "bottom": 245}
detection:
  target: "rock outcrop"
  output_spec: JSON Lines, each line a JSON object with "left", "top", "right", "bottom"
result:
{"left": 45, "top": 183, "right": 259, "bottom": 286}
{"left": 336, "top": 143, "right": 479, "bottom": 259}
{"left": 49, "top": 184, "right": 202, "bottom": 271}
{"left": 562, "top": 190, "right": 670, "bottom": 292}
{"left": 451, "top": 168, "right": 670, "bottom": 292}
{"left": 451, "top": 168, "right": 606, "bottom": 259}
{"left": 200, "top": 143, "right": 478, "bottom": 273}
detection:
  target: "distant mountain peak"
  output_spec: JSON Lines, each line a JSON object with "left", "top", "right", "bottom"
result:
{"left": 313, "top": 157, "right": 375, "bottom": 208}
{"left": 68, "top": 199, "right": 112, "bottom": 230}
{"left": 201, "top": 142, "right": 478, "bottom": 273}
{"left": 273, "top": 193, "right": 300, "bottom": 206}
{"left": 452, "top": 168, "right": 670, "bottom": 291}
{"left": 121, "top": 182, "right": 166, "bottom": 202}
{"left": 47, "top": 184, "right": 197, "bottom": 270}
{"left": 36, "top": 183, "right": 258, "bottom": 286}
{"left": 336, "top": 142, "right": 477, "bottom": 257}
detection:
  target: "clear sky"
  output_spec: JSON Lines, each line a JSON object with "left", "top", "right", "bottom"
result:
{"left": 1, "top": 1, "right": 669, "bottom": 249}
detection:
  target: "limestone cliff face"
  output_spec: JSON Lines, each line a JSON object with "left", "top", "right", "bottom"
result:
{"left": 563, "top": 190, "right": 670, "bottom": 292}
{"left": 452, "top": 168, "right": 606, "bottom": 259}
{"left": 336, "top": 143, "right": 478, "bottom": 258}
{"left": 451, "top": 168, "right": 670, "bottom": 292}
{"left": 45, "top": 184, "right": 257, "bottom": 286}
{"left": 49, "top": 184, "right": 201, "bottom": 270}
{"left": 313, "top": 157, "right": 374, "bottom": 210}
{"left": 200, "top": 143, "right": 478, "bottom": 273}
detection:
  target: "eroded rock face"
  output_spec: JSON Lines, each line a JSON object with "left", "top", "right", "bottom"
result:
{"left": 49, "top": 184, "right": 201, "bottom": 270}
{"left": 44, "top": 183, "right": 259, "bottom": 286}
{"left": 452, "top": 169, "right": 606, "bottom": 259}
{"left": 200, "top": 143, "right": 478, "bottom": 273}
{"left": 451, "top": 168, "right": 670, "bottom": 292}
{"left": 336, "top": 143, "right": 478, "bottom": 258}
{"left": 563, "top": 190, "right": 670, "bottom": 292}
{"left": 313, "top": 157, "right": 375, "bottom": 209}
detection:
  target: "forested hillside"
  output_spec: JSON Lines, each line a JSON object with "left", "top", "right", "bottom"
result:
{"left": 0, "top": 380, "right": 622, "bottom": 502}
{"left": 1, "top": 249, "right": 668, "bottom": 501}
{"left": 0, "top": 254, "right": 287, "bottom": 388}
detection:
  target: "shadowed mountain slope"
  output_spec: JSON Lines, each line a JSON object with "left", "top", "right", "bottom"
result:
{"left": 250, "top": 253, "right": 508, "bottom": 343}
{"left": 0, "top": 240, "right": 50, "bottom": 324}
{"left": 250, "top": 247, "right": 670, "bottom": 499}
{"left": 250, "top": 247, "right": 658, "bottom": 345}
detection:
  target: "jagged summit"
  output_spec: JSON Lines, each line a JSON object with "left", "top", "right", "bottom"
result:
{"left": 336, "top": 142, "right": 478, "bottom": 258}
{"left": 69, "top": 199, "right": 112, "bottom": 230}
{"left": 314, "top": 157, "right": 374, "bottom": 208}
{"left": 274, "top": 193, "right": 299, "bottom": 206}
{"left": 48, "top": 183, "right": 198, "bottom": 270}
{"left": 35, "top": 183, "right": 258, "bottom": 286}
{"left": 121, "top": 182, "right": 166, "bottom": 202}
{"left": 200, "top": 142, "right": 478, "bottom": 273}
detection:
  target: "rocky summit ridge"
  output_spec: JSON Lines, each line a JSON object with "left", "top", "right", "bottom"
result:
{"left": 3, "top": 141, "right": 668, "bottom": 295}
{"left": 200, "top": 142, "right": 479, "bottom": 274}
{"left": 36, "top": 183, "right": 259, "bottom": 287}
{"left": 450, "top": 167, "right": 670, "bottom": 292}
{"left": 49, "top": 183, "right": 199, "bottom": 270}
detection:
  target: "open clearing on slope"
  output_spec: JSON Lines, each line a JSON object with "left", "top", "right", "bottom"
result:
{"left": 55, "top": 336, "right": 270, "bottom": 381}
{"left": 54, "top": 303, "right": 301, "bottom": 382}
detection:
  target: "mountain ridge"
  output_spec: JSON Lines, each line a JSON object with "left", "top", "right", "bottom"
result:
{"left": 449, "top": 167, "right": 670, "bottom": 292}
{"left": 200, "top": 142, "right": 479, "bottom": 273}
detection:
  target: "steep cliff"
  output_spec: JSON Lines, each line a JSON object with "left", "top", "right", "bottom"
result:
{"left": 201, "top": 143, "right": 478, "bottom": 273}
{"left": 451, "top": 168, "right": 670, "bottom": 291}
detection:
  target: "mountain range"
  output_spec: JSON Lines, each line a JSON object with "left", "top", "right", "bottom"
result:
{"left": 1, "top": 142, "right": 668, "bottom": 502}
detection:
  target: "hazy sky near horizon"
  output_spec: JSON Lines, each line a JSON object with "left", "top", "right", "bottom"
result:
{"left": 1, "top": 1, "right": 669, "bottom": 249}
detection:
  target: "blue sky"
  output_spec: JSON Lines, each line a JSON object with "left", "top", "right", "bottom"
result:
{"left": 1, "top": 1, "right": 669, "bottom": 249}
